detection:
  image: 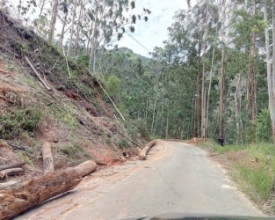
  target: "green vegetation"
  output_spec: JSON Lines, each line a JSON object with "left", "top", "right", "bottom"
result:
{"left": 17, "top": 152, "right": 34, "bottom": 166}
{"left": 202, "top": 141, "right": 275, "bottom": 207}
{"left": 0, "top": 108, "right": 42, "bottom": 139}
{"left": 60, "top": 144, "right": 91, "bottom": 164}
{"left": 117, "top": 140, "right": 127, "bottom": 149}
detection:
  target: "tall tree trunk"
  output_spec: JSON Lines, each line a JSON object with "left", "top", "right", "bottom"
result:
{"left": 166, "top": 101, "right": 169, "bottom": 139}
{"left": 235, "top": 73, "right": 241, "bottom": 144}
{"left": 67, "top": 0, "right": 77, "bottom": 56}
{"left": 59, "top": 12, "right": 69, "bottom": 46}
{"left": 195, "top": 48, "right": 202, "bottom": 138}
{"left": 219, "top": 48, "right": 225, "bottom": 142}
{"left": 48, "top": 0, "right": 58, "bottom": 42}
{"left": 38, "top": 0, "right": 46, "bottom": 17}
{"left": 150, "top": 98, "right": 157, "bottom": 133}
{"left": 206, "top": 47, "right": 215, "bottom": 137}
{"left": 264, "top": 0, "right": 275, "bottom": 141}
{"left": 201, "top": 0, "right": 209, "bottom": 140}
{"left": 74, "top": 4, "right": 83, "bottom": 56}
{"left": 89, "top": 4, "right": 99, "bottom": 68}
{"left": 191, "top": 91, "right": 196, "bottom": 138}
{"left": 219, "top": 0, "right": 226, "bottom": 143}
{"left": 248, "top": 4, "right": 256, "bottom": 143}
{"left": 272, "top": 1, "right": 275, "bottom": 140}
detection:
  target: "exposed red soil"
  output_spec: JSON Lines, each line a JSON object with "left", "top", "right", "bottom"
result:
{"left": 95, "top": 92, "right": 114, "bottom": 118}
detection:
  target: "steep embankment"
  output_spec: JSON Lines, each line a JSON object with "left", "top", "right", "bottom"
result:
{"left": 0, "top": 10, "right": 143, "bottom": 175}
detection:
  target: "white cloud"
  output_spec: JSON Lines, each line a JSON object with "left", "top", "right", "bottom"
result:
{"left": 117, "top": 0, "right": 188, "bottom": 57}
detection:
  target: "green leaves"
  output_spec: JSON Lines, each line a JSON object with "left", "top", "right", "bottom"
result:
{"left": 131, "top": 1, "right": 135, "bottom": 9}
{"left": 131, "top": 15, "right": 136, "bottom": 24}
{"left": 256, "top": 109, "right": 272, "bottom": 142}
{"left": 117, "top": 32, "right": 123, "bottom": 40}
{"left": 88, "top": 10, "right": 94, "bottom": 21}
{"left": 0, "top": 108, "right": 42, "bottom": 139}
{"left": 129, "top": 26, "right": 135, "bottom": 32}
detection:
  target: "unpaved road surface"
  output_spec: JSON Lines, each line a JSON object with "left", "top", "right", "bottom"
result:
{"left": 15, "top": 141, "right": 264, "bottom": 220}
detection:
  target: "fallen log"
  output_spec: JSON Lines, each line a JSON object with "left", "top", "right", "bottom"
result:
{"left": 0, "top": 168, "right": 24, "bottom": 179}
{"left": 25, "top": 56, "right": 51, "bottom": 90}
{"left": 0, "top": 181, "right": 18, "bottom": 190}
{"left": 8, "top": 142, "right": 27, "bottom": 150}
{"left": 0, "top": 168, "right": 81, "bottom": 220}
{"left": 0, "top": 162, "right": 25, "bottom": 171}
{"left": 139, "top": 140, "right": 158, "bottom": 160}
{"left": 42, "top": 142, "right": 54, "bottom": 174}
{"left": 73, "top": 160, "right": 97, "bottom": 177}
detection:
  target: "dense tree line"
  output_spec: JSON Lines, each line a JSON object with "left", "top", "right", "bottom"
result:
{"left": 99, "top": 0, "right": 275, "bottom": 145}
{"left": 2, "top": 0, "right": 275, "bottom": 144}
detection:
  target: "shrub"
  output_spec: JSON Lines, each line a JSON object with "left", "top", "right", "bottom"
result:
{"left": 60, "top": 144, "right": 90, "bottom": 162}
{"left": 256, "top": 109, "right": 272, "bottom": 142}
{"left": 0, "top": 108, "right": 42, "bottom": 139}
{"left": 105, "top": 74, "right": 122, "bottom": 98}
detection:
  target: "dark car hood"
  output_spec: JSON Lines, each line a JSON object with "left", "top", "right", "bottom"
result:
{"left": 120, "top": 212, "right": 273, "bottom": 220}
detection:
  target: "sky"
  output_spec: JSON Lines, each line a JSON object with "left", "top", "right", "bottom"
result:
{"left": 117, "top": 0, "right": 188, "bottom": 57}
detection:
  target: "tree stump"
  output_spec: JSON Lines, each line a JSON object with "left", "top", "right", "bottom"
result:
{"left": 42, "top": 142, "right": 54, "bottom": 173}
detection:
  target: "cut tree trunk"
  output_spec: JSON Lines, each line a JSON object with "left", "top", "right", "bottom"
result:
{"left": 0, "top": 168, "right": 24, "bottom": 179}
{"left": 0, "top": 181, "right": 17, "bottom": 190}
{"left": 0, "top": 162, "right": 25, "bottom": 171}
{"left": 139, "top": 140, "right": 158, "bottom": 160}
{"left": 42, "top": 142, "right": 54, "bottom": 174}
{"left": 25, "top": 56, "right": 51, "bottom": 90}
{"left": 0, "top": 168, "right": 82, "bottom": 220}
{"left": 73, "top": 160, "right": 97, "bottom": 177}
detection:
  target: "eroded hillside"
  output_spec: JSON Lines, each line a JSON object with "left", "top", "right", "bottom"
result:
{"left": 0, "top": 10, "right": 145, "bottom": 176}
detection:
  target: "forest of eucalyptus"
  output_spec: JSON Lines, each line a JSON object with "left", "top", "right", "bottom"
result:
{"left": 1, "top": 0, "right": 275, "bottom": 145}
{"left": 102, "top": 0, "right": 275, "bottom": 145}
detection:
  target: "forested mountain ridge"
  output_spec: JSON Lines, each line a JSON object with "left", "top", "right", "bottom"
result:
{"left": 117, "top": 47, "right": 150, "bottom": 65}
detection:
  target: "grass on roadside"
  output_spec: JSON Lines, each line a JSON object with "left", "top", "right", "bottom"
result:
{"left": 201, "top": 140, "right": 275, "bottom": 211}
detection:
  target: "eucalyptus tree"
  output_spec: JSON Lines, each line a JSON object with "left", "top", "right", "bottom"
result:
{"left": 166, "top": 8, "right": 203, "bottom": 137}
{"left": 49, "top": 0, "right": 58, "bottom": 42}
{"left": 194, "top": 0, "right": 219, "bottom": 139}
{"left": 84, "top": 0, "right": 150, "bottom": 70}
{"left": 165, "top": 1, "right": 221, "bottom": 138}
{"left": 263, "top": 0, "right": 275, "bottom": 141}
{"left": 229, "top": 0, "right": 266, "bottom": 142}
{"left": 218, "top": 0, "right": 226, "bottom": 143}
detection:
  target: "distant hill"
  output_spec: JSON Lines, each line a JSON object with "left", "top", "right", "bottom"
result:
{"left": 117, "top": 47, "right": 151, "bottom": 65}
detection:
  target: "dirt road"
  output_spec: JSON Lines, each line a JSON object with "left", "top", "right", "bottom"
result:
{"left": 15, "top": 141, "right": 264, "bottom": 220}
